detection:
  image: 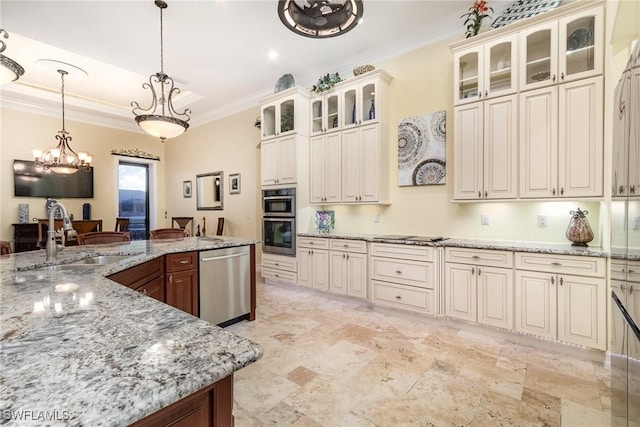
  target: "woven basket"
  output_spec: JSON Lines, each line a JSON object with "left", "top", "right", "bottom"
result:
{"left": 353, "top": 64, "right": 375, "bottom": 76}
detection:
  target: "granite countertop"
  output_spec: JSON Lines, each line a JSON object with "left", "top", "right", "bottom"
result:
{"left": 297, "top": 232, "right": 607, "bottom": 258}
{"left": 0, "top": 236, "right": 262, "bottom": 426}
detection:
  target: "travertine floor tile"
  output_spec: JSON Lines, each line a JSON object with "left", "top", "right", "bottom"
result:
{"left": 229, "top": 279, "right": 611, "bottom": 426}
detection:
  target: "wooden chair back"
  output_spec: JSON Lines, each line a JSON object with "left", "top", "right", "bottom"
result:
{"left": 149, "top": 228, "right": 188, "bottom": 240}
{"left": 77, "top": 231, "right": 130, "bottom": 245}
{"left": 216, "top": 217, "right": 225, "bottom": 236}
{"left": 115, "top": 217, "right": 130, "bottom": 232}
{"left": 0, "top": 241, "right": 12, "bottom": 255}
{"left": 171, "top": 217, "right": 194, "bottom": 236}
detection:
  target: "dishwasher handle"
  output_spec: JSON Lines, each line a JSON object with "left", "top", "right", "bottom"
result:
{"left": 200, "top": 252, "right": 248, "bottom": 262}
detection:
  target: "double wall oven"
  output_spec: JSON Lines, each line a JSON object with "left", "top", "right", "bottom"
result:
{"left": 262, "top": 188, "right": 296, "bottom": 256}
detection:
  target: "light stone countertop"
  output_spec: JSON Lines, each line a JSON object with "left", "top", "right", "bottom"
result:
{"left": 0, "top": 236, "right": 263, "bottom": 426}
{"left": 297, "top": 232, "right": 607, "bottom": 258}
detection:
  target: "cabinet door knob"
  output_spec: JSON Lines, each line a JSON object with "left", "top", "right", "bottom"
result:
{"left": 343, "top": 244, "right": 348, "bottom": 247}
{"left": 343, "top": 254, "right": 346, "bottom": 259}
{"left": 551, "top": 262, "right": 562, "bottom": 266}
{"left": 559, "top": 277, "right": 564, "bottom": 286}
{"left": 620, "top": 185, "right": 625, "bottom": 194}
{"left": 472, "top": 255, "right": 480, "bottom": 259}
{"left": 552, "top": 74, "right": 556, "bottom": 82}
{"left": 395, "top": 270, "right": 402, "bottom": 274}
{"left": 552, "top": 188, "right": 556, "bottom": 196}
{"left": 471, "top": 267, "right": 475, "bottom": 275}
{"left": 169, "top": 275, "right": 173, "bottom": 284}
{"left": 551, "top": 276, "right": 554, "bottom": 284}
{"left": 275, "top": 274, "right": 279, "bottom": 278}
{"left": 560, "top": 187, "right": 564, "bottom": 195}
{"left": 479, "top": 91, "right": 482, "bottom": 98}
{"left": 346, "top": 254, "right": 350, "bottom": 260}
{"left": 275, "top": 262, "right": 279, "bottom": 266}
{"left": 630, "top": 285, "right": 634, "bottom": 294}
{"left": 484, "top": 190, "right": 488, "bottom": 198}
{"left": 395, "top": 295, "right": 402, "bottom": 300}
{"left": 179, "top": 259, "right": 189, "bottom": 264}
{"left": 478, "top": 268, "right": 482, "bottom": 276}
{"left": 631, "top": 185, "right": 636, "bottom": 194}
{"left": 485, "top": 90, "right": 488, "bottom": 97}
{"left": 478, "top": 191, "right": 482, "bottom": 198}
{"left": 561, "top": 72, "right": 565, "bottom": 80}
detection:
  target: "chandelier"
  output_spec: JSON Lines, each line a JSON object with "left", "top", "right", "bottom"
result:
{"left": 132, "top": 0, "right": 191, "bottom": 141}
{"left": 0, "top": 29, "right": 25, "bottom": 84}
{"left": 278, "top": 0, "right": 364, "bottom": 39}
{"left": 32, "top": 69, "right": 92, "bottom": 175}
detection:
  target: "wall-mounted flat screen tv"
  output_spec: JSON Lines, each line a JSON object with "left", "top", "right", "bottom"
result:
{"left": 13, "top": 159, "right": 94, "bottom": 198}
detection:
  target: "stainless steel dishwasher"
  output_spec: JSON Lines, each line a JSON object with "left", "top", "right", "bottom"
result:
{"left": 199, "top": 245, "right": 250, "bottom": 326}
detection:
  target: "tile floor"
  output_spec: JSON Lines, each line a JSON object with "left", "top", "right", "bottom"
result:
{"left": 227, "top": 278, "right": 611, "bottom": 426}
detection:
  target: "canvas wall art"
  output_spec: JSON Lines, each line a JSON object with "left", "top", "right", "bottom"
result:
{"left": 397, "top": 110, "right": 446, "bottom": 186}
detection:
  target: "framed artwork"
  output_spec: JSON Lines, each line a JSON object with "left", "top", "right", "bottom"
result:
{"left": 183, "top": 180, "right": 192, "bottom": 198}
{"left": 397, "top": 110, "right": 446, "bottom": 186}
{"left": 229, "top": 173, "right": 241, "bottom": 195}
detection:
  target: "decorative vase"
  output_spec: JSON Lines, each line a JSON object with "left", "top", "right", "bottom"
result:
{"left": 368, "top": 99, "right": 375, "bottom": 120}
{"left": 45, "top": 199, "right": 61, "bottom": 219}
{"left": 351, "top": 103, "right": 356, "bottom": 125}
{"left": 18, "top": 204, "right": 29, "bottom": 224}
{"left": 565, "top": 208, "right": 594, "bottom": 246}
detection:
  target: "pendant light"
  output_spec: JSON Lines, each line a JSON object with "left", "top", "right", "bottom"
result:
{"left": 32, "top": 68, "right": 92, "bottom": 175}
{"left": 278, "top": 0, "right": 364, "bottom": 39}
{"left": 132, "top": 0, "right": 191, "bottom": 141}
{"left": 0, "top": 29, "right": 25, "bottom": 84}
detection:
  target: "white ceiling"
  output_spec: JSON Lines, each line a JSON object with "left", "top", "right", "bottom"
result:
{"left": 0, "top": 0, "right": 510, "bottom": 134}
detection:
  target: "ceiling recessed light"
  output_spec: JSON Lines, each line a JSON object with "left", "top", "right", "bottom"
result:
{"left": 268, "top": 50, "right": 279, "bottom": 61}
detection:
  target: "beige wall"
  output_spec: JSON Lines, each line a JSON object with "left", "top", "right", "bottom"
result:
{"left": 163, "top": 107, "right": 262, "bottom": 242}
{"left": 0, "top": 108, "right": 166, "bottom": 242}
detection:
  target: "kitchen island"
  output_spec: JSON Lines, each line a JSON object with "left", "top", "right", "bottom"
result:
{"left": 0, "top": 236, "right": 262, "bottom": 426}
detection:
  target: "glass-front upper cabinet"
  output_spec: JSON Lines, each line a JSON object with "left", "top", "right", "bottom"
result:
{"left": 342, "top": 77, "right": 387, "bottom": 127}
{"left": 311, "top": 92, "right": 341, "bottom": 135}
{"left": 558, "top": 7, "right": 603, "bottom": 83}
{"left": 261, "top": 89, "right": 310, "bottom": 140}
{"left": 520, "top": 6, "right": 603, "bottom": 90}
{"left": 453, "top": 34, "right": 517, "bottom": 105}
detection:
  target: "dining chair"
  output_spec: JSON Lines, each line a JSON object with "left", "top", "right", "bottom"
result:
{"left": 216, "top": 217, "right": 224, "bottom": 236}
{"left": 171, "top": 217, "right": 194, "bottom": 236}
{"left": 77, "top": 231, "right": 131, "bottom": 245}
{"left": 149, "top": 228, "right": 188, "bottom": 240}
{"left": 115, "top": 217, "right": 130, "bottom": 232}
{"left": 0, "top": 241, "right": 12, "bottom": 255}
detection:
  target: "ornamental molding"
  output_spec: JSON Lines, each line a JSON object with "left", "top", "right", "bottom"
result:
{"left": 110, "top": 148, "right": 160, "bottom": 161}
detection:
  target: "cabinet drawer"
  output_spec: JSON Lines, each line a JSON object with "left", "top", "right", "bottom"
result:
{"left": 108, "top": 257, "right": 164, "bottom": 289}
{"left": 166, "top": 251, "right": 198, "bottom": 272}
{"left": 612, "top": 259, "right": 640, "bottom": 283}
{"left": 262, "top": 253, "right": 297, "bottom": 272}
{"left": 329, "top": 239, "right": 367, "bottom": 253}
{"left": 370, "top": 257, "right": 434, "bottom": 289}
{"left": 370, "top": 243, "right": 434, "bottom": 262}
{"left": 262, "top": 267, "right": 297, "bottom": 283}
{"left": 298, "top": 236, "right": 329, "bottom": 249}
{"left": 515, "top": 252, "right": 605, "bottom": 277}
{"left": 371, "top": 280, "right": 434, "bottom": 315}
{"left": 445, "top": 247, "right": 513, "bottom": 268}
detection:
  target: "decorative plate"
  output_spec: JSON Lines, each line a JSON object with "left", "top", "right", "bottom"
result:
{"left": 567, "top": 27, "right": 592, "bottom": 51}
{"left": 275, "top": 74, "right": 295, "bottom": 93}
{"left": 531, "top": 71, "right": 550, "bottom": 82}
{"left": 490, "top": 0, "right": 562, "bottom": 29}
{"left": 412, "top": 159, "right": 446, "bottom": 185}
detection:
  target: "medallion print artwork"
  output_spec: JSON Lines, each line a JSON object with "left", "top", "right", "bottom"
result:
{"left": 397, "top": 111, "right": 446, "bottom": 186}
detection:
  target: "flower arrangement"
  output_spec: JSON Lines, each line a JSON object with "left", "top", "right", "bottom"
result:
{"left": 311, "top": 72, "right": 342, "bottom": 93}
{"left": 460, "top": 0, "right": 494, "bottom": 38}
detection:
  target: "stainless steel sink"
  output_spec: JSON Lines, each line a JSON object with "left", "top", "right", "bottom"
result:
{"left": 40, "top": 264, "right": 97, "bottom": 271}
{"left": 69, "top": 255, "right": 132, "bottom": 265}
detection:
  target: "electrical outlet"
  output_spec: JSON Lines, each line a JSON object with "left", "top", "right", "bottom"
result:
{"left": 634, "top": 216, "right": 640, "bottom": 231}
{"left": 481, "top": 214, "right": 489, "bottom": 225}
{"left": 537, "top": 215, "right": 548, "bottom": 227}
{"left": 373, "top": 213, "right": 380, "bottom": 223}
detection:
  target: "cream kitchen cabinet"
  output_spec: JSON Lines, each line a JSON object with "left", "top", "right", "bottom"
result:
{"left": 444, "top": 247, "right": 514, "bottom": 329}
{"left": 453, "top": 94, "right": 518, "bottom": 200}
{"left": 297, "top": 236, "right": 329, "bottom": 291}
{"left": 261, "top": 134, "right": 300, "bottom": 187}
{"left": 514, "top": 252, "right": 606, "bottom": 350}
{"left": 519, "top": 76, "right": 603, "bottom": 198}
{"left": 369, "top": 243, "right": 436, "bottom": 316}
{"left": 342, "top": 123, "right": 389, "bottom": 203}
{"left": 262, "top": 253, "right": 297, "bottom": 284}
{"left": 310, "top": 92, "right": 341, "bottom": 135}
{"left": 341, "top": 71, "right": 390, "bottom": 128}
{"left": 260, "top": 87, "right": 310, "bottom": 141}
{"left": 310, "top": 132, "right": 342, "bottom": 204}
{"left": 519, "top": 5, "right": 603, "bottom": 91}
{"left": 329, "top": 239, "right": 367, "bottom": 298}
{"left": 453, "top": 34, "right": 518, "bottom": 105}
{"left": 610, "top": 259, "right": 640, "bottom": 356}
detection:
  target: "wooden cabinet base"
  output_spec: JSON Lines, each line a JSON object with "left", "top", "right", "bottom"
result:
{"left": 131, "top": 374, "right": 234, "bottom": 427}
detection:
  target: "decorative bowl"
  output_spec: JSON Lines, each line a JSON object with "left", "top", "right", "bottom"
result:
{"left": 353, "top": 64, "right": 375, "bottom": 76}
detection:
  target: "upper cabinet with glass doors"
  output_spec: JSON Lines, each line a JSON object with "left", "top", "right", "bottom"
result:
{"left": 342, "top": 71, "right": 391, "bottom": 128}
{"left": 453, "top": 34, "right": 518, "bottom": 105}
{"left": 311, "top": 92, "right": 341, "bottom": 135}
{"left": 520, "top": 6, "right": 603, "bottom": 90}
{"left": 260, "top": 87, "right": 310, "bottom": 140}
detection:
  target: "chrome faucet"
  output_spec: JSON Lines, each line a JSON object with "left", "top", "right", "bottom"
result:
{"left": 46, "top": 202, "right": 74, "bottom": 263}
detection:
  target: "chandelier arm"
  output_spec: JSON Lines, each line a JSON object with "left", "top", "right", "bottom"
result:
{"left": 0, "top": 29, "right": 7, "bottom": 53}
{"left": 167, "top": 86, "right": 191, "bottom": 121}
{"left": 131, "top": 75, "right": 160, "bottom": 115}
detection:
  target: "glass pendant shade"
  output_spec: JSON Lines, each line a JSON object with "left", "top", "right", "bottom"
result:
{"left": 0, "top": 29, "right": 25, "bottom": 84}
{"left": 136, "top": 114, "right": 188, "bottom": 139}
